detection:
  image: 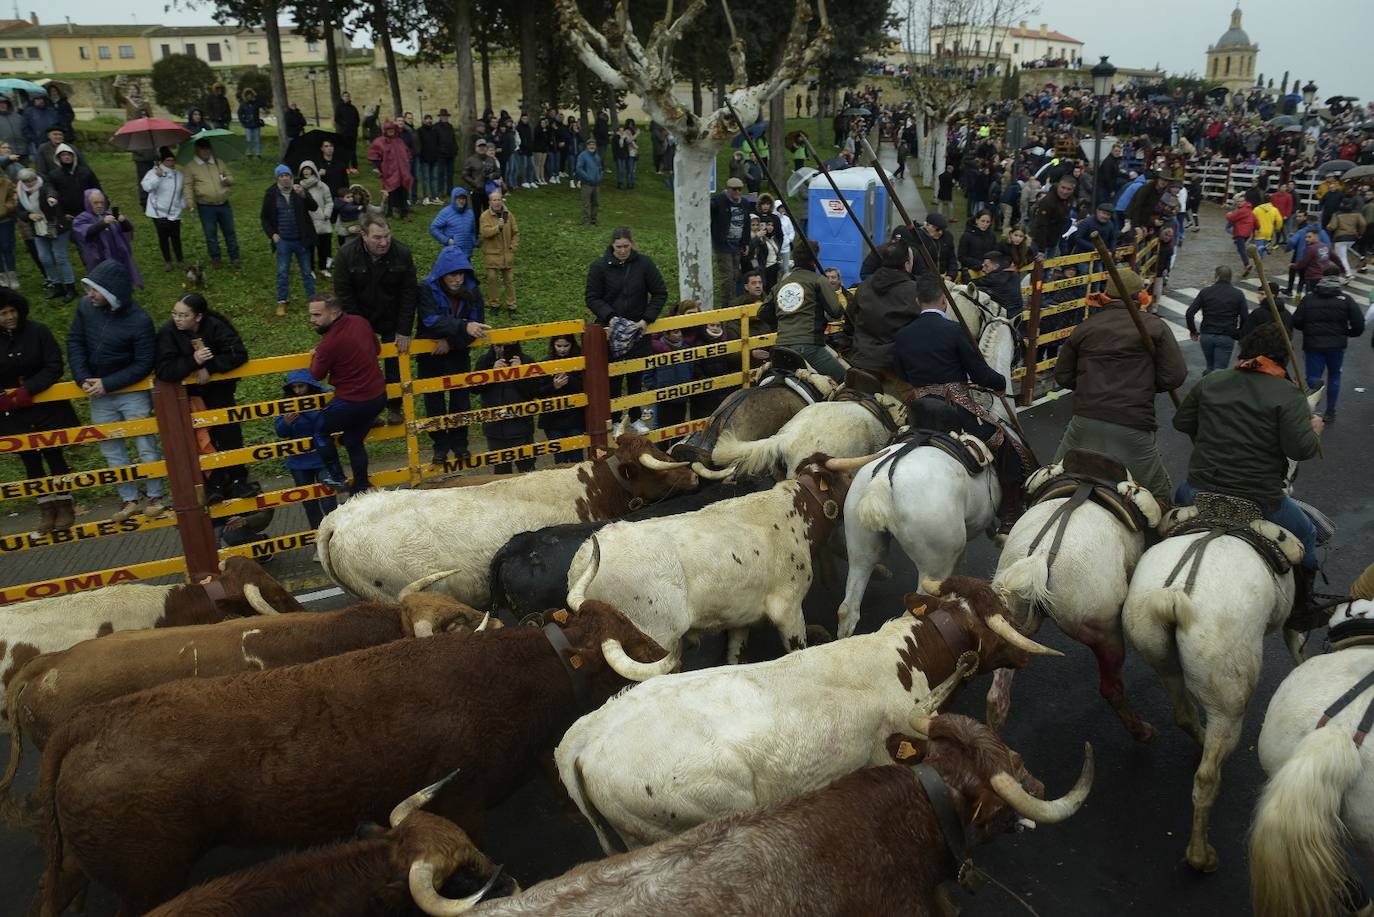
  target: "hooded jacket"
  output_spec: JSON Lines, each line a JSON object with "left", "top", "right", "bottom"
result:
{"left": 429, "top": 187, "right": 477, "bottom": 255}
{"left": 204, "top": 84, "right": 231, "bottom": 128}
{"left": 1293, "top": 278, "right": 1365, "bottom": 351}
{"left": 155, "top": 307, "right": 248, "bottom": 401}
{"left": 46, "top": 143, "right": 101, "bottom": 216}
{"left": 237, "top": 93, "right": 264, "bottom": 129}
{"left": 0, "top": 294, "right": 79, "bottom": 435}
{"left": 847, "top": 266, "right": 921, "bottom": 374}
{"left": 417, "top": 246, "right": 486, "bottom": 346}
{"left": 21, "top": 97, "right": 61, "bottom": 148}
{"left": 368, "top": 120, "right": 413, "bottom": 194}
{"left": 66, "top": 260, "right": 155, "bottom": 392}
{"left": 1252, "top": 202, "right": 1283, "bottom": 242}
{"left": 297, "top": 160, "right": 335, "bottom": 234}
{"left": 584, "top": 246, "right": 668, "bottom": 324}
{"left": 274, "top": 369, "right": 331, "bottom": 471}
{"left": 141, "top": 161, "right": 185, "bottom": 221}
{"left": 259, "top": 176, "right": 318, "bottom": 243}
{"left": 0, "top": 98, "right": 25, "bottom": 151}
{"left": 184, "top": 107, "right": 207, "bottom": 133}
{"left": 956, "top": 223, "right": 998, "bottom": 272}
{"left": 72, "top": 188, "right": 143, "bottom": 288}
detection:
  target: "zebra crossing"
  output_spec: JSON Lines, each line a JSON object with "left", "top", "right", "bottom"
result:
{"left": 1152, "top": 269, "right": 1374, "bottom": 342}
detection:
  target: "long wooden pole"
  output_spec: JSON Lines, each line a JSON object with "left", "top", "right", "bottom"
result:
{"left": 1090, "top": 232, "right": 1181, "bottom": 408}
{"left": 1248, "top": 243, "right": 1322, "bottom": 458}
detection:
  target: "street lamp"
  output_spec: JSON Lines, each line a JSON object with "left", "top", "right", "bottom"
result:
{"left": 1089, "top": 55, "right": 1116, "bottom": 211}
{"left": 306, "top": 68, "right": 320, "bottom": 126}
{"left": 417, "top": 86, "right": 425, "bottom": 121}
{"left": 1302, "top": 80, "right": 1317, "bottom": 108}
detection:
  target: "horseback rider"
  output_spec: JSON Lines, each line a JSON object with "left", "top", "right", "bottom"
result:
{"left": 846, "top": 240, "right": 920, "bottom": 401}
{"left": 894, "top": 274, "right": 1028, "bottom": 529}
{"left": 757, "top": 238, "right": 847, "bottom": 382}
{"left": 1172, "top": 323, "right": 1325, "bottom": 620}
{"left": 1053, "top": 267, "right": 1187, "bottom": 505}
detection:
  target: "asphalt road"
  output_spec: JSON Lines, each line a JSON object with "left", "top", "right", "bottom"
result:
{"left": 3, "top": 273, "right": 1372, "bottom": 916}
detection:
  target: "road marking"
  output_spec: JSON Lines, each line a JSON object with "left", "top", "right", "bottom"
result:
{"left": 296, "top": 586, "right": 344, "bottom": 604}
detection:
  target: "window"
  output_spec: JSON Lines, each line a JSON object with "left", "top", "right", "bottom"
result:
{"left": 1211, "top": 58, "right": 1218, "bottom": 77}
{"left": 994, "top": 41, "right": 1002, "bottom": 55}
{"left": 118, "top": 45, "right": 134, "bottom": 59}
{"left": 77, "top": 46, "right": 88, "bottom": 60}
{"left": 161, "top": 43, "right": 171, "bottom": 57}
{"left": 26, "top": 46, "right": 38, "bottom": 59}
{"left": 247, "top": 40, "right": 259, "bottom": 55}
{"left": 1225, "top": 56, "right": 1231, "bottom": 75}
{"left": 207, "top": 43, "right": 221, "bottom": 61}
{"left": 0, "top": 48, "right": 7, "bottom": 59}
{"left": 1012, "top": 42, "right": 1019, "bottom": 54}
{"left": 11, "top": 47, "right": 23, "bottom": 59}
{"left": 98, "top": 45, "right": 111, "bottom": 59}
{"left": 185, "top": 43, "right": 196, "bottom": 57}
{"left": 306, "top": 40, "right": 319, "bottom": 52}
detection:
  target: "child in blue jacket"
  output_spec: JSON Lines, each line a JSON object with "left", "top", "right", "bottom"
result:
{"left": 274, "top": 369, "right": 338, "bottom": 528}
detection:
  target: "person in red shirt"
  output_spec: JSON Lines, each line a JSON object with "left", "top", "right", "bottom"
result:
{"left": 308, "top": 294, "right": 386, "bottom": 492}
{"left": 1226, "top": 196, "right": 1258, "bottom": 277}
{"left": 1270, "top": 182, "right": 1295, "bottom": 244}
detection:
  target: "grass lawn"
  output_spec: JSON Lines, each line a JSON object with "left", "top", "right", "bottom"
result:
{"left": 1, "top": 117, "right": 824, "bottom": 498}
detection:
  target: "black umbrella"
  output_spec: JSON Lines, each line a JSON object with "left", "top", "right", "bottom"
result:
{"left": 1315, "top": 159, "right": 1355, "bottom": 177}
{"left": 284, "top": 129, "right": 342, "bottom": 171}
{"left": 1325, "top": 95, "right": 1358, "bottom": 105}
{"left": 1149, "top": 95, "right": 1177, "bottom": 104}
{"left": 1206, "top": 86, "right": 1230, "bottom": 99}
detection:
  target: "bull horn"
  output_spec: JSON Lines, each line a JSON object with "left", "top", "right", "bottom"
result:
{"left": 990, "top": 743, "right": 1094, "bottom": 825}
{"left": 400, "top": 569, "right": 462, "bottom": 599}
{"left": 638, "top": 453, "right": 690, "bottom": 471}
{"left": 825, "top": 452, "right": 884, "bottom": 472}
{"left": 908, "top": 714, "right": 933, "bottom": 739}
{"left": 243, "top": 583, "right": 281, "bottom": 615}
{"left": 566, "top": 537, "right": 601, "bottom": 613}
{"left": 601, "top": 637, "right": 680, "bottom": 682}
{"left": 389, "top": 769, "right": 460, "bottom": 828}
{"left": 690, "top": 461, "right": 736, "bottom": 480}
{"left": 986, "top": 614, "right": 1063, "bottom": 657}
{"left": 408, "top": 861, "right": 502, "bottom": 917}
{"left": 474, "top": 612, "right": 491, "bottom": 632}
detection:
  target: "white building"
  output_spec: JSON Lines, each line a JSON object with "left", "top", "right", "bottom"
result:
{"left": 928, "top": 20, "right": 1084, "bottom": 69}
{"left": 147, "top": 25, "right": 351, "bottom": 67}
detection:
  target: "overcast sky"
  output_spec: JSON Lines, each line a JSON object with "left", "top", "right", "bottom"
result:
{"left": 29, "top": 0, "right": 1374, "bottom": 106}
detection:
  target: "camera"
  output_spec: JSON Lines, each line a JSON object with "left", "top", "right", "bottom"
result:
{"left": 111, "top": 206, "right": 120, "bottom": 219}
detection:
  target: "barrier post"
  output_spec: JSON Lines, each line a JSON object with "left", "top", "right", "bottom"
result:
{"left": 1021, "top": 260, "right": 1044, "bottom": 407}
{"left": 739, "top": 310, "right": 752, "bottom": 388}
{"left": 151, "top": 380, "right": 219, "bottom": 581}
{"left": 398, "top": 346, "right": 420, "bottom": 488}
{"left": 582, "top": 321, "right": 611, "bottom": 450}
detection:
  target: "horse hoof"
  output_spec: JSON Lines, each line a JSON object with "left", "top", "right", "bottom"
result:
{"left": 806, "top": 624, "right": 835, "bottom": 645}
{"left": 1185, "top": 845, "right": 1219, "bottom": 874}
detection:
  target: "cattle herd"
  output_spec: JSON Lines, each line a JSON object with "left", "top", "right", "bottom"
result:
{"left": 0, "top": 364, "right": 1362, "bottom": 917}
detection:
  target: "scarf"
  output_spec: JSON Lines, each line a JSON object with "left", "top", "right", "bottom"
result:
{"left": 1085, "top": 291, "right": 1153, "bottom": 309}
{"left": 16, "top": 178, "right": 48, "bottom": 236}
{"left": 1234, "top": 355, "right": 1288, "bottom": 379}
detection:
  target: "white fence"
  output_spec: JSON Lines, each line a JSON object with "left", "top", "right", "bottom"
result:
{"left": 1183, "top": 159, "right": 1326, "bottom": 213}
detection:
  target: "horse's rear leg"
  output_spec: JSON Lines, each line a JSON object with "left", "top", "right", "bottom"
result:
{"left": 838, "top": 524, "right": 886, "bottom": 639}
{"left": 1185, "top": 713, "right": 1243, "bottom": 873}
{"left": 1084, "top": 625, "right": 1158, "bottom": 743}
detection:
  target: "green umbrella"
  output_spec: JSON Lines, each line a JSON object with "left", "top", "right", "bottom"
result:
{"left": 176, "top": 128, "right": 246, "bottom": 164}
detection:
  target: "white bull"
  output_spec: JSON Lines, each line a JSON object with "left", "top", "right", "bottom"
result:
{"left": 556, "top": 576, "right": 1059, "bottom": 853}
{"left": 708, "top": 394, "right": 905, "bottom": 480}
{"left": 565, "top": 457, "right": 850, "bottom": 670}
{"left": 315, "top": 435, "right": 699, "bottom": 606}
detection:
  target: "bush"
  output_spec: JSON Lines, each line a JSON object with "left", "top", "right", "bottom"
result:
{"left": 150, "top": 54, "right": 215, "bottom": 119}
{"left": 237, "top": 70, "right": 274, "bottom": 110}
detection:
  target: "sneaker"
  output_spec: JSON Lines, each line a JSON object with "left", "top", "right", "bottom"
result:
{"left": 320, "top": 269, "right": 332, "bottom": 278}
{"left": 111, "top": 499, "right": 144, "bottom": 523}
{"left": 1323, "top": 410, "right": 1336, "bottom": 422}
{"left": 320, "top": 472, "right": 348, "bottom": 491}
{"left": 630, "top": 419, "right": 651, "bottom": 436}
{"left": 144, "top": 497, "right": 168, "bottom": 518}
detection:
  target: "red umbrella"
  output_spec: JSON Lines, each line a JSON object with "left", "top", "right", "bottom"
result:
{"left": 110, "top": 118, "right": 192, "bottom": 154}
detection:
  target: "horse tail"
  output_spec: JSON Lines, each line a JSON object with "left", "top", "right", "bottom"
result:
{"left": 1146, "top": 587, "right": 1193, "bottom": 632}
{"left": 993, "top": 554, "right": 1054, "bottom": 620}
{"left": 855, "top": 467, "right": 896, "bottom": 533}
{"left": 712, "top": 431, "right": 783, "bottom": 478}
{"left": 1250, "top": 726, "right": 1363, "bottom": 917}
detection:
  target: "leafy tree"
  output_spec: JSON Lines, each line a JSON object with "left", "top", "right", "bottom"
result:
{"left": 151, "top": 54, "right": 216, "bottom": 118}
{"left": 237, "top": 70, "right": 274, "bottom": 109}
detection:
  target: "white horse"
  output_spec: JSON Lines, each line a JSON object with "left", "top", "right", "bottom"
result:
{"left": 836, "top": 305, "right": 1019, "bottom": 639}
{"left": 988, "top": 464, "right": 1162, "bottom": 741}
{"left": 1122, "top": 530, "right": 1303, "bottom": 873}
{"left": 1250, "top": 643, "right": 1374, "bottom": 917}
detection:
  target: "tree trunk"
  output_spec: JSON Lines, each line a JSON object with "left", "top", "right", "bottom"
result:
{"left": 768, "top": 93, "right": 787, "bottom": 197}
{"left": 916, "top": 115, "right": 931, "bottom": 186}
{"left": 928, "top": 123, "right": 948, "bottom": 191}
{"left": 454, "top": 0, "right": 477, "bottom": 160}
{"left": 576, "top": 67, "right": 591, "bottom": 139}
{"left": 479, "top": 31, "right": 493, "bottom": 115}
{"left": 517, "top": 0, "right": 540, "bottom": 112}
{"left": 672, "top": 139, "right": 722, "bottom": 308}
{"left": 262, "top": 3, "right": 291, "bottom": 158}
{"left": 374, "top": 2, "right": 403, "bottom": 117}
{"left": 607, "top": 80, "right": 620, "bottom": 135}
{"left": 323, "top": 14, "right": 342, "bottom": 112}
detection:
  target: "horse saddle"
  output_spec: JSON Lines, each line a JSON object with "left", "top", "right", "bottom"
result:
{"left": 768, "top": 346, "right": 812, "bottom": 373}
{"left": 830, "top": 387, "right": 900, "bottom": 432}
{"left": 906, "top": 395, "right": 983, "bottom": 438}
{"left": 757, "top": 365, "right": 828, "bottom": 405}
{"left": 844, "top": 366, "right": 885, "bottom": 396}
{"left": 878, "top": 428, "right": 994, "bottom": 478}
{"left": 1159, "top": 491, "right": 1303, "bottom": 576}
{"left": 1328, "top": 600, "right": 1374, "bottom": 651}
{"left": 1023, "top": 449, "right": 1161, "bottom": 534}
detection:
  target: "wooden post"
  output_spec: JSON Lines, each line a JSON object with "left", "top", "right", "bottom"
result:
{"left": 1021, "top": 260, "right": 1044, "bottom": 407}
{"left": 398, "top": 344, "right": 420, "bottom": 487}
{"left": 739, "top": 310, "right": 752, "bottom": 389}
{"left": 582, "top": 321, "right": 611, "bottom": 450}
{"left": 151, "top": 380, "right": 219, "bottom": 581}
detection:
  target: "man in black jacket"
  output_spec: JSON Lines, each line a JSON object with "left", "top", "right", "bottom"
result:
{"left": 333, "top": 211, "right": 418, "bottom": 425}
{"left": 1185, "top": 265, "right": 1246, "bottom": 374}
{"left": 1293, "top": 265, "right": 1366, "bottom": 421}
{"left": 46, "top": 143, "right": 101, "bottom": 216}
{"left": 417, "top": 114, "right": 440, "bottom": 205}
{"left": 334, "top": 91, "right": 361, "bottom": 171}
{"left": 435, "top": 109, "right": 458, "bottom": 196}
{"left": 1030, "top": 176, "right": 1075, "bottom": 256}
{"left": 585, "top": 227, "right": 668, "bottom": 427}
{"left": 972, "top": 251, "right": 1024, "bottom": 320}
{"left": 910, "top": 214, "right": 957, "bottom": 279}
{"left": 848, "top": 240, "right": 920, "bottom": 398}
{"left": 261, "top": 164, "right": 318, "bottom": 317}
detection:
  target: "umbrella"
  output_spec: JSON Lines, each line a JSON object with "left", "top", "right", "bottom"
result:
{"left": 1341, "top": 165, "right": 1374, "bottom": 181}
{"left": 787, "top": 167, "right": 816, "bottom": 198}
{"left": 1149, "top": 95, "right": 1178, "bottom": 105}
{"left": 1206, "top": 86, "right": 1230, "bottom": 100}
{"left": 1315, "top": 159, "right": 1355, "bottom": 176}
{"left": 729, "top": 121, "right": 768, "bottom": 149}
{"left": 1326, "top": 95, "right": 1358, "bottom": 105}
{"left": 0, "top": 77, "right": 44, "bottom": 96}
{"left": 176, "top": 128, "right": 245, "bottom": 164}
{"left": 1266, "top": 115, "right": 1299, "bottom": 127}
{"left": 1280, "top": 124, "right": 1305, "bottom": 133}
{"left": 37, "top": 78, "right": 74, "bottom": 97}
{"left": 284, "top": 128, "right": 342, "bottom": 170}
{"left": 110, "top": 118, "right": 191, "bottom": 154}
{"left": 842, "top": 107, "right": 869, "bottom": 117}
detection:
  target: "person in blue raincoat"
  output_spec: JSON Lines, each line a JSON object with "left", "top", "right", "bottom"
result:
{"left": 273, "top": 369, "right": 338, "bottom": 528}
{"left": 429, "top": 186, "right": 477, "bottom": 258}
{"left": 415, "top": 245, "right": 491, "bottom": 466}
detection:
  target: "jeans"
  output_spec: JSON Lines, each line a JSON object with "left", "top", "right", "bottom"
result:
{"left": 197, "top": 203, "right": 240, "bottom": 261}
{"left": 1198, "top": 333, "right": 1234, "bottom": 375}
{"left": 1053, "top": 414, "right": 1172, "bottom": 505}
{"left": 418, "top": 347, "right": 472, "bottom": 456}
{"left": 34, "top": 232, "right": 75, "bottom": 284}
{"left": 580, "top": 184, "right": 599, "bottom": 224}
{"left": 511, "top": 152, "right": 530, "bottom": 186}
{"left": 274, "top": 237, "right": 316, "bottom": 302}
{"left": 438, "top": 158, "right": 455, "bottom": 194}
{"left": 790, "top": 344, "right": 848, "bottom": 383}
{"left": 1333, "top": 240, "right": 1356, "bottom": 276}
{"left": 245, "top": 126, "right": 262, "bottom": 157}
{"left": 614, "top": 157, "right": 627, "bottom": 188}
{"left": 1304, "top": 349, "right": 1346, "bottom": 413}
{"left": 1233, "top": 236, "right": 1251, "bottom": 268}
{"left": 0, "top": 219, "right": 15, "bottom": 272}
{"left": 89, "top": 390, "right": 164, "bottom": 503}
{"left": 288, "top": 466, "right": 338, "bottom": 529}
{"left": 626, "top": 156, "right": 638, "bottom": 188}
{"left": 314, "top": 394, "right": 386, "bottom": 489}
{"left": 1175, "top": 481, "right": 1317, "bottom": 571}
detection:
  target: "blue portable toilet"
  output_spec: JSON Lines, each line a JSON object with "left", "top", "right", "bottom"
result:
{"left": 806, "top": 167, "right": 887, "bottom": 287}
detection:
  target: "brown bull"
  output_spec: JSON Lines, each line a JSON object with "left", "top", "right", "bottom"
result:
{"left": 142, "top": 773, "right": 515, "bottom": 917}
{"left": 478, "top": 714, "right": 1093, "bottom": 917}
{"left": 1, "top": 589, "right": 493, "bottom": 826}
{"left": 33, "top": 601, "right": 673, "bottom": 916}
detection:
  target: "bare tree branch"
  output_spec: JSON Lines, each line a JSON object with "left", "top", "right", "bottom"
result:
{"left": 719, "top": 0, "right": 747, "bottom": 87}
{"left": 650, "top": 0, "right": 709, "bottom": 85}
{"left": 558, "top": 0, "right": 632, "bottom": 91}
{"left": 738, "top": 0, "right": 831, "bottom": 109}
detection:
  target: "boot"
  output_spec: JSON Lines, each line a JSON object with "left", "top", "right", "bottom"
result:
{"left": 385, "top": 399, "right": 405, "bottom": 426}
{"left": 62, "top": 283, "right": 78, "bottom": 303}
{"left": 275, "top": 301, "right": 287, "bottom": 317}
{"left": 51, "top": 497, "right": 75, "bottom": 530}
{"left": 46, "top": 282, "right": 64, "bottom": 300}
{"left": 36, "top": 499, "right": 58, "bottom": 534}
{"left": 1286, "top": 565, "right": 1321, "bottom": 632}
